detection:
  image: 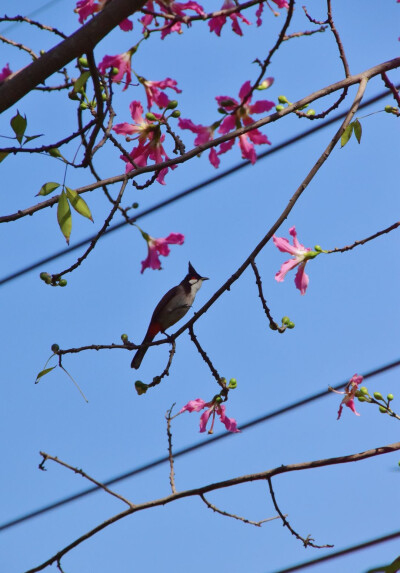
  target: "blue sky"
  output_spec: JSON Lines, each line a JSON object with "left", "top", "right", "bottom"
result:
{"left": 1, "top": 1, "right": 400, "bottom": 572}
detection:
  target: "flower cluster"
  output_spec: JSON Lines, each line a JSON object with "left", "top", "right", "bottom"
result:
{"left": 139, "top": 230, "right": 185, "bottom": 273}
{"left": 113, "top": 101, "right": 176, "bottom": 184}
{"left": 74, "top": 0, "right": 133, "bottom": 30}
{"left": 331, "top": 374, "right": 364, "bottom": 420}
{"left": 180, "top": 397, "right": 240, "bottom": 434}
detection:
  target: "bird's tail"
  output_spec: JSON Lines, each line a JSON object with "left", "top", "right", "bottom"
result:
{"left": 131, "top": 323, "right": 160, "bottom": 369}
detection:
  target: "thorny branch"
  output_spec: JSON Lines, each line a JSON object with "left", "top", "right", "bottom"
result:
{"left": 267, "top": 477, "right": 333, "bottom": 549}
{"left": 39, "top": 452, "right": 134, "bottom": 508}
{"left": 325, "top": 221, "right": 400, "bottom": 254}
{"left": 26, "top": 440, "right": 400, "bottom": 572}
{"left": 250, "top": 259, "right": 285, "bottom": 333}
{"left": 166, "top": 405, "right": 177, "bottom": 494}
{"left": 200, "top": 493, "right": 282, "bottom": 527}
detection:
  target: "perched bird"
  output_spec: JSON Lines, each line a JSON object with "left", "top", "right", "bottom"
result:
{"left": 131, "top": 262, "right": 208, "bottom": 369}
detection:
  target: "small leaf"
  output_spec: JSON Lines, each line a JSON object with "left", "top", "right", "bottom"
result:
{"left": 0, "top": 151, "right": 9, "bottom": 163}
{"left": 353, "top": 119, "right": 362, "bottom": 144}
{"left": 341, "top": 123, "right": 353, "bottom": 147}
{"left": 65, "top": 187, "right": 93, "bottom": 221}
{"left": 35, "top": 366, "right": 56, "bottom": 384}
{"left": 48, "top": 147, "right": 64, "bottom": 160}
{"left": 73, "top": 71, "right": 91, "bottom": 93}
{"left": 10, "top": 110, "right": 27, "bottom": 144}
{"left": 36, "top": 182, "right": 60, "bottom": 196}
{"left": 57, "top": 191, "right": 72, "bottom": 244}
{"left": 24, "top": 133, "right": 43, "bottom": 144}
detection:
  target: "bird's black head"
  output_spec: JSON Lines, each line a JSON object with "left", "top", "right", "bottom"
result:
{"left": 187, "top": 262, "right": 209, "bottom": 281}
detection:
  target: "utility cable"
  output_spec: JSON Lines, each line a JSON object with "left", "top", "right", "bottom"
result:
{"left": 0, "top": 87, "right": 395, "bottom": 287}
{"left": 1, "top": 358, "right": 399, "bottom": 532}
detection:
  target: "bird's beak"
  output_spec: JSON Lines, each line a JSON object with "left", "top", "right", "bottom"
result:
{"left": 201, "top": 276, "right": 209, "bottom": 281}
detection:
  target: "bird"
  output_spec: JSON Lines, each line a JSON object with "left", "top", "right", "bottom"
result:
{"left": 131, "top": 262, "right": 208, "bottom": 369}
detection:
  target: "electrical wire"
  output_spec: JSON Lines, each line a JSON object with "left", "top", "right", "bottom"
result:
{"left": 0, "top": 87, "right": 395, "bottom": 288}
{"left": 1, "top": 358, "right": 399, "bottom": 532}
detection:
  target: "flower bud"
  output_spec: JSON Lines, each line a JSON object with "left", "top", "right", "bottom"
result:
{"left": 228, "top": 378, "right": 237, "bottom": 389}
{"left": 171, "top": 110, "right": 181, "bottom": 118}
{"left": 214, "top": 395, "right": 223, "bottom": 404}
{"left": 111, "top": 67, "right": 119, "bottom": 76}
{"left": 379, "top": 405, "right": 387, "bottom": 414}
{"left": 314, "top": 245, "right": 322, "bottom": 252}
{"left": 59, "top": 279, "right": 67, "bottom": 287}
{"left": 79, "top": 102, "right": 88, "bottom": 110}
{"left": 101, "top": 93, "right": 107, "bottom": 101}
{"left": 387, "top": 393, "right": 394, "bottom": 401}
{"left": 275, "top": 104, "right": 285, "bottom": 112}
{"left": 306, "top": 109, "right": 316, "bottom": 116}
{"left": 40, "top": 272, "right": 50, "bottom": 281}
{"left": 278, "top": 95, "right": 289, "bottom": 104}
{"left": 360, "top": 386, "right": 368, "bottom": 395}
{"left": 282, "top": 316, "right": 290, "bottom": 325}
{"left": 51, "top": 343, "right": 60, "bottom": 353}
{"left": 166, "top": 100, "right": 178, "bottom": 109}
{"left": 40, "top": 50, "right": 45, "bottom": 56}
{"left": 373, "top": 391, "right": 384, "bottom": 401}
{"left": 132, "top": 202, "right": 139, "bottom": 209}
{"left": 78, "top": 57, "right": 88, "bottom": 67}
{"left": 357, "top": 396, "right": 367, "bottom": 402}
{"left": 135, "top": 381, "right": 148, "bottom": 395}
{"left": 256, "top": 77, "right": 274, "bottom": 90}
{"left": 146, "top": 112, "right": 157, "bottom": 121}
{"left": 121, "top": 334, "right": 128, "bottom": 342}
{"left": 287, "top": 321, "right": 295, "bottom": 329}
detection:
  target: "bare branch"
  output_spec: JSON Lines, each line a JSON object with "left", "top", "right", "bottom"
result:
{"left": 26, "top": 440, "right": 400, "bottom": 572}
{"left": 326, "top": 221, "right": 400, "bottom": 254}
{"left": 250, "top": 259, "right": 285, "bottom": 332}
{"left": 267, "top": 477, "right": 333, "bottom": 549}
{"left": 188, "top": 324, "right": 225, "bottom": 391}
{"left": 165, "top": 405, "right": 177, "bottom": 494}
{"left": 39, "top": 452, "right": 135, "bottom": 508}
{"left": 200, "top": 493, "right": 281, "bottom": 527}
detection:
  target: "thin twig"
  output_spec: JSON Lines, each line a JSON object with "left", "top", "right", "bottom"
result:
{"left": 165, "top": 405, "right": 177, "bottom": 494}
{"left": 381, "top": 71, "right": 400, "bottom": 107}
{"left": 146, "top": 338, "right": 176, "bottom": 388}
{"left": 39, "top": 452, "right": 135, "bottom": 508}
{"left": 267, "top": 477, "right": 333, "bottom": 549}
{"left": 250, "top": 259, "right": 285, "bottom": 332}
{"left": 200, "top": 493, "right": 281, "bottom": 527}
{"left": 0, "top": 34, "right": 38, "bottom": 59}
{"left": 188, "top": 325, "right": 225, "bottom": 390}
{"left": 326, "top": 221, "right": 400, "bottom": 253}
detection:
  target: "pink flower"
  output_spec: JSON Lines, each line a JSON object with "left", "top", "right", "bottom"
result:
{"left": 178, "top": 118, "right": 220, "bottom": 167}
{"left": 273, "top": 226, "right": 319, "bottom": 295}
{"left": 272, "top": 0, "right": 289, "bottom": 8}
{"left": 141, "top": 0, "right": 205, "bottom": 38}
{"left": 0, "top": 63, "right": 12, "bottom": 82}
{"left": 98, "top": 51, "right": 133, "bottom": 90}
{"left": 140, "top": 231, "right": 184, "bottom": 273}
{"left": 216, "top": 80, "right": 274, "bottom": 164}
{"left": 139, "top": 76, "right": 182, "bottom": 109}
{"left": 113, "top": 100, "right": 176, "bottom": 184}
{"left": 331, "top": 374, "right": 364, "bottom": 420}
{"left": 209, "top": 0, "right": 251, "bottom": 36}
{"left": 180, "top": 397, "right": 240, "bottom": 434}
{"left": 74, "top": 0, "right": 132, "bottom": 29}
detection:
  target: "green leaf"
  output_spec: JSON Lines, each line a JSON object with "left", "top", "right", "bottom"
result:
{"left": 57, "top": 191, "right": 72, "bottom": 244}
{"left": 353, "top": 119, "right": 362, "bottom": 144}
{"left": 36, "top": 182, "right": 60, "bottom": 197}
{"left": 10, "top": 110, "right": 27, "bottom": 144}
{"left": 35, "top": 366, "right": 56, "bottom": 384}
{"left": 48, "top": 147, "right": 64, "bottom": 160}
{"left": 0, "top": 151, "right": 9, "bottom": 163}
{"left": 341, "top": 123, "right": 353, "bottom": 147}
{"left": 65, "top": 187, "right": 93, "bottom": 221}
{"left": 24, "top": 133, "right": 43, "bottom": 144}
{"left": 73, "top": 70, "right": 91, "bottom": 93}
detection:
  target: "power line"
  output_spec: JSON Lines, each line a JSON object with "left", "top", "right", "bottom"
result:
{"left": 1, "top": 358, "right": 399, "bottom": 533}
{"left": 0, "top": 87, "right": 394, "bottom": 288}
{"left": 272, "top": 529, "right": 400, "bottom": 573}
